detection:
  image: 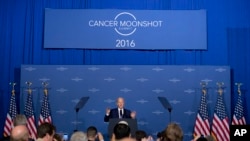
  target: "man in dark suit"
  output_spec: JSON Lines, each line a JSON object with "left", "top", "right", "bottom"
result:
{"left": 104, "top": 97, "right": 136, "bottom": 122}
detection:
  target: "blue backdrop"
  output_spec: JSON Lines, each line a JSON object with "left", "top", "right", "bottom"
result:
{"left": 20, "top": 65, "right": 230, "bottom": 141}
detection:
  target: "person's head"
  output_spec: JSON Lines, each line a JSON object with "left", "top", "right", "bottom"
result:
{"left": 135, "top": 130, "right": 147, "bottom": 141}
{"left": 13, "top": 114, "right": 27, "bottom": 126}
{"left": 10, "top": 125, "right": 29, "bottom": 141}
{"left": 205, "top": 135, "right": 215, "bottom": 141}
{"left": 164, "top": 122, "right": 183, "bottom": 141}
{"left": 70, "top": 131, "right": 87, "bottom": 141}
{"left": 37, "top": 122, "right": 56, "bottom": 141}
{"left": 53, "top": 133, "right": 63, "bottom": 141}
{"left": 86, "top": 126, "right": 97, "bottom": 140}
{"left": 196, "top": 136, "right": 207, "bottom": 141}
{"left": 157, "top": 130, "right": 165, "bottom": 140}
{"left": 116, "top": 97, "right": 125, "bottom": 109}
{"left": 192, "top": 135, "right": 214, "bottom": 141}
{"left": 113, "top": 122, "right": 131, "bottom": 140}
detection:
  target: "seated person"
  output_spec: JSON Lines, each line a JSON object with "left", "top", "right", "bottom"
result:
{"left": 86, "top": 126, "right": 104, "bottom": 141}
{"left": 112, "top": 121, "right": 131, "bottom": 141}
{"left": 135, "top": 130, "right": 147, "bottom": 141}
{"left": 10, "top": 125, "right": 29, "bottom": 141}
{"left": 70, "top": 131, "right": 87, "bottom": 141}
{"left": 53, "top": 133, "right": 63, "bottom": 141}
{"left": 162, "top": 122, "right": 183, "bottom": 141}
{"left": 37, "top": 122, "right": 56, "bottom": 141}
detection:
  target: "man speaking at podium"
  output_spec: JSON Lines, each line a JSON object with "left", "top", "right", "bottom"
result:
{"left": 104, "top": 97, "right": 136, "bottom": 122}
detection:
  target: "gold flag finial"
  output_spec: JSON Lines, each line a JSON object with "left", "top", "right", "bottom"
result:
{"left": 235, "top": 83, "right": 243, "bottom": 95}
{"left": 25, "top": 81, "right": 32, "bottom": 94}
{"left": 200, "top": 81, "right": 208, "bottom": 95}
{"left": 216, "top": 82, "right": 224, "bottom": 95}
{"left": 9, "top": 82, "right": 16, "bottom": 95}
{"left": 42, "top": 82, "right": 49, "bottom": 95}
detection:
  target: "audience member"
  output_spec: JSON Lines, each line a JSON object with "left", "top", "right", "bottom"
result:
{"left": 156, "top": 130, "right": 165, "bottom": 141}
{"left": 192, "top": 135, "right": 214, "bottom": 141}
{"left": 70, "top": 131, "right": 87, "bottom": 141}
{"left": 1, "top": 115, "right": 29, "bottom": 141}
{"left": 10, "top": 125, "right": 29, "bottom": 141}
{"left": 205, "top": 135, "right": 215, "bottom": 141}
{"left": 115, "top": 138, "right": 136, "bottom": 141}
{"left": 104, "top": 97, "right": 136, "bottom": 122}
{"left": 86, "top": 126, "right": 104, "bottom": 141}
{"left": 162, "top": 122, "right": 183, "bottom": 141}
{"left": 0, "top": 136, "right": 10, "bottom": 141}
{"left": 196, "top": 135, "right": 207, "bottom": 141}
{"left": 53, "top": 134, "right": 63, "bottom": 141}
{"left": 112, "top": 121, "right": 131, "bottom": 141}
{"left": 13, "top": 114, "right": 27, "bottom": 127}
{"left": 37, "top": 122, "right": 56, "bottom": 141}
{"left": 135, "top": 130, "right": 147, "bottom": 141}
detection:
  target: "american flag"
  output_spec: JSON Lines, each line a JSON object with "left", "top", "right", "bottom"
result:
{"left": 211, "top": 92, "right": 230, "bottom": 141}
{"left": 193, "top": 91, "right": 210, "bottom": 137}
{"left": 24, "top": 91, "right": 37, "bottom": 139}
{"left": 3, "top": 92, "right": 17, "bottom": 137}
{"left": 38, "top": 91, "right": 52, "bottom": 125}
{"left": 232, "top": 93, "right": 246, "bottom": 125}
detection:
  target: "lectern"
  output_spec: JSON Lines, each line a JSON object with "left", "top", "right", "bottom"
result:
{"left": 108, "top": 118, "right": 138, "bottom": 138}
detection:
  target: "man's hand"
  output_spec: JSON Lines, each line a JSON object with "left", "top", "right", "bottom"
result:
{"left": 106, "top": 107, "right": 110, "bottom": 115}
{"left": 130, "top": 111, "right": 136, "bottom": 119}
{"left": 97, "top": 132, "right": 104, "bottom": 141}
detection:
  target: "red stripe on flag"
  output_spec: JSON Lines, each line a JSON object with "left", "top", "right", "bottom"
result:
{"left": 27, "top": 116, "right": 37, "bottom": 139}
{"left": 212, "top": 114, "right": 229, "bottom": 141}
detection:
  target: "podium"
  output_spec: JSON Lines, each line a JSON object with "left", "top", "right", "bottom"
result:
{"left": 108, "top": 118, "right": 138, "bottom": 138}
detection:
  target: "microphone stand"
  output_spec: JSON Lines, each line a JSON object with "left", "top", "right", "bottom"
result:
{"left": 74, "top": 108, "right": 79, "bottom": 132}
{"left": 168, "top": 108, "right": 172, "bottom": 123}
{"left": 73, "top": 97, "right": 89, "bottom": 133}
{"left": 157, "top": 96, "right": 173, "bottom": 124}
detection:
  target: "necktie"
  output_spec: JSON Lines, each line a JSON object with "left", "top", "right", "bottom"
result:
{"left": 119, "top": 109, "right": 123, "bottom": 118}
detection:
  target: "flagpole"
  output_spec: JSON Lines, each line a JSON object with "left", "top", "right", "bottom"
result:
{"left": 39, "top": 82, "right": 52, "bottom": 125}
{"left": 211, "top": 82, "right": 230, "bottom": 141}
{"left": 74, "top": 111, "right": 79, "bottom": 132}
{"left": 10, "top": 82, "right": 17, "bottom": 95}
{"left": 193, "top": 82, "right": 210, "bottom": 137}
{"left": 232, "top": 82, "right": 246, "bottom": 125}
{"left": 235, "top": 83, "right": 242, "bottom": 95}
{"left": 216, "top": 82, "right": 224, "bottom": 95}
{"left": 24, "top": 81, "right": 37, "bottom": 139}
{"left": 42, "top": 82, "right": 49, "bottom": 96}
{"left": 26, "top": 81, "right": 32, "bottom": 94}
{"left": 3, "top": 82, "right": 17, "bottom": 137}
{"left": 200, "top": 82, "right": 208, "bottom": 95}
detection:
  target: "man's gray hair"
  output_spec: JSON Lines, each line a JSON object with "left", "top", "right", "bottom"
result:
{"left": 13, "top": 114, "right": 27, "bottom": 126}
{"left": 70, "top": 131, "right": 87, "bottom": 141}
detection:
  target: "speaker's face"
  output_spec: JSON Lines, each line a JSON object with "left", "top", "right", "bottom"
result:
{"left": 117, "top": 98, "right": 125, "bottom": 109}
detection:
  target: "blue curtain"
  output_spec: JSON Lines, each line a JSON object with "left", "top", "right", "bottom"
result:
{"left": 227, "top": 28, "right": 250, "bottom": 119}
{"left": 1, "top": 0, "right": 250, "bottom": 137}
